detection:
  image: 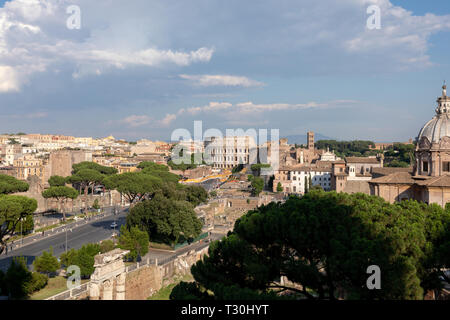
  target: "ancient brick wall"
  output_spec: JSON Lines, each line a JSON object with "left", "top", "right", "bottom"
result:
{"left": 125, "top": 265, "right": 162, "bottom": 300}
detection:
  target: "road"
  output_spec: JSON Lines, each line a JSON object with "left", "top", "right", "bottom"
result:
{"left": 143, "top": 231, "right": 225, "bottom": 265}
{"left": 0, "top": 211, "right": 127, "bottom": 271}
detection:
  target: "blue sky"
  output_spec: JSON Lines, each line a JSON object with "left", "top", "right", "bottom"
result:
{"left": 1, "top": 0, "right": 450, "bottom": 142}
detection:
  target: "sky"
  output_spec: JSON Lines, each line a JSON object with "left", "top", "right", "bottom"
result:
{"left": 1, "top": 0, "right": 450, "bottom": 142}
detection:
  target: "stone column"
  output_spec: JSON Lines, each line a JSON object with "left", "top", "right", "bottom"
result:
{"left": 116, "top": 273, "right": 126, "bottom": 300}
{"left": 103, "top": 279, "right": 113, "bottom": 300}
{"left": 89, "top": 283, "right": 100, "bottom": 300}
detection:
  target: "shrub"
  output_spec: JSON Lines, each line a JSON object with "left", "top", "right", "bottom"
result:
{"left": 100, "top": 240, "right": 116, "bottom": 253}
{"left": 26, "top": 272, "right": 48, "bottom": 293}
{"left": 33, "top": 247, "right": 60, "bottom": 275}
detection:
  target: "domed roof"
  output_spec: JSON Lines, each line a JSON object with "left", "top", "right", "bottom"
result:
{"left": 418, "top": 83, "right": 450, "bottom": 144}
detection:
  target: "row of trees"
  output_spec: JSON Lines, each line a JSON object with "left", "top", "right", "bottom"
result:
{"left": 0, "top": 175, "right": 37, "bottom": 255}
{"left": 315, "top": 140, "right": 378, "bottom": 158}
{"left": 171, "top": 190, "right": 450, "bottom": 300}
{"left": 384, "top": 143, "right": 415, "bottom": 168}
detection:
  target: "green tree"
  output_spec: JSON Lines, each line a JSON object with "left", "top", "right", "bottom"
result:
{"left": 183, "top": 185, "right": 208, "bottom": 207}
{"left": 26, "top": 272, "right": 48, "bottom": 294}
{"left": 92, "top": 199, "right": 100, "bottom": 210}
{"left": 232, "top": 164, "right": 244, "bottom": 174}
{"left": 0, "top": 174, "right": 29, "bottom": 194}
{"left": 250, "top": 164, "right": 271, "bottom": 175}
{"left": 8, "top": 213, "right": 34, "bottom": 235}
{"left": 48, "top": 175, "right": 67, "bottom": 187}
{"left": 64, "top": 243, "right": 101, "bottom": 278}
{"left": 67, "top": 169, "right": 104, "bottom": 214}
{"left": 72, "top": 161, "right": 118, "bottom": 175}
{"left": 315, "top": 140, "right": 377, "bottom": 157}
{"left": 0, "top": 195, "right": 37, "bottom": 255}
{"left": 7, "top": 138, "right": 20, "bottom": 145}
{"left": 33, "top": 247, "right": 60, "bottom": 276}
{"left": 127, "top": 194, "right": 202, "bottom": 245}
{"left": 141, "top": 167, "right": 180, "bottom": 184}
{"left": 386, "top": 160, "right": 410, "bottom": 168}
{"left": 42, "top": 186, "right": 78, "bottom": 221}
{"left": 103, "top": 172, "right": 163, "bottom": 205}
{"left": 100, "top": 240, "right": 116, "bottom": 253}
{"left": 276, "top": 182, "right": 283, "bottom": 192}
{"left": 137, "top": 161, "right": 169, "bottom": 171}
{"left": 73, "top": 250, "right": 95, "bottom": 278}
{"left": 4, "top": 257, "right": 32, "bottom": 299}
{"left": 251, "top": 177, "right": 264, "bottom": 196}
{"left": 118, "top": 225, "right": 149, "bottom": 261}
{"left": 60, "top": 248, "right": 78, "bottom": 268}
{"left": 172, "top": 191, "right": 449, "bottom": 300}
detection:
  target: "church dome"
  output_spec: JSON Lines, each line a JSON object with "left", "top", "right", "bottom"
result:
{"left": 418, "top": 83, "right": 450, "bottom": 144}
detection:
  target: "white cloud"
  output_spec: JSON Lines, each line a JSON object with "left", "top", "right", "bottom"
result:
{"left": 0, "top": 0, "right": 215, "bottom": 92}
{"left": 187, "top": 102, "right": 233, "bottom": 115}
{"left": 158, "top": 113, "right": 177, "bottom": 127}
{"left": 0, "top": 65, "right": 20, "bottom": 92}
{"left": 179, "top": 74, "right": 264, "bottom": 87}
{"left": 184, "top": 100, "right": 357, "bottom": 115}
{"left": 121, "top": 115, "right": 152, "bottom": 127}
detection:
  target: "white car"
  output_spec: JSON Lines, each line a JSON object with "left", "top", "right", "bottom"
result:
{"left": 110, "top": 222, "right": 118, "bottom": 229}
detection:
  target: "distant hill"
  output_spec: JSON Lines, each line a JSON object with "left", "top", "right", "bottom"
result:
{"left": 284, "top": 133, "right": 335, "bottom": 145}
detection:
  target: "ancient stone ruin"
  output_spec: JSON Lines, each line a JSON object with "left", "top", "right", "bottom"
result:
{"left": 88, "top": 248, "right": 129, "bottom": 300}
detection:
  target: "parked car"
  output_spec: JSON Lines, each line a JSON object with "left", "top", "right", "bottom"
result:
{"left": 110, "top": 222, "right": 118, "bottom": 229}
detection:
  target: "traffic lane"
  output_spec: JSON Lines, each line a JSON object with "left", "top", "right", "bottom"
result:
{"left": 5, "top": 206, "right": 120, "bottom": 250}
{"left": 0, "top": 212, "right": 127, "bottom": 271}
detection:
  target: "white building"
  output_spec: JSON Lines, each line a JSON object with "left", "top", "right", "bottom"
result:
{"left": 204, "top": 136, "right": 257, "bottom": 169}
{"left": 273, "top": 161, "right": 333, "bottom": 194}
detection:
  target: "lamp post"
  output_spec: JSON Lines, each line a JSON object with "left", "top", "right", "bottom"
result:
{"left": 65, "top": 226, "right": 68, "bottom": 253}
{"left": 20, "top": 217, "right": 23, "bottom": 246}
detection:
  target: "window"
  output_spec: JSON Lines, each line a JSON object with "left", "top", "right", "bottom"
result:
{"left": 443, "top": 162, "right": 450, "bottom": 172}
{"left": 423, "top": 161, "right": 429, "bottom": 172}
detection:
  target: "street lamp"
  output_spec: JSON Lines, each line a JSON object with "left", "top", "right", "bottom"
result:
{"left": 20, "top": 217, "right": 23, "bottom": 246}
{"left": 63, "top": 226, "right": 68, "bottom": 253}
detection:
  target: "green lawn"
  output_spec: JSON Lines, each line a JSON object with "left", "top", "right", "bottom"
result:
{"left": 147, "top": 274, "right": 193, "bottom": 300}
{"left": 29, "top": 276, "right": 89, "bottom": 300}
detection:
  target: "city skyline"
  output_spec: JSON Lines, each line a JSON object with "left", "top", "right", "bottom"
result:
{"left": 1, "top": 0, "right": 450, "bottom": 142}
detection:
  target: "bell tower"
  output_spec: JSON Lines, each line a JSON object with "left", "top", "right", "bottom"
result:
{"left": 307, "top": 131, "right": 314, "bottom": 150}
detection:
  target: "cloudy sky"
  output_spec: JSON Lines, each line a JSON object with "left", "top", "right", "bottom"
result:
{"left": 1, "top": 0, "right": 450, "bottom": 142}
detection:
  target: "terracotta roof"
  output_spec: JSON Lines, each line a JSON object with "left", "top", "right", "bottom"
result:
{"left": 346, "top": 157, "right": 380, "bottom": 164}
{"left": 371, "top": 167, "right": 413, "bottom": 178}
{"left": 369, "top": 171, "right": 416, "bottom": 184}
{"left": 414, "top": 175, "right": 450, "bottom": 187}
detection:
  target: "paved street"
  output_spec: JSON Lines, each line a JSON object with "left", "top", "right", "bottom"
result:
{"left": 143, "top": 231, "right": 225, "bottom": 265}
{"left": 0, "top": 210, "right": 127, "bottom": 271}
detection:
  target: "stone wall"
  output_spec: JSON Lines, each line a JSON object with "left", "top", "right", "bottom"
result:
{"left": 123, "top": 246, "right": 209, "bottom": 300}
{"left": 125, "top": 265, "right": 162, "bottom": 300}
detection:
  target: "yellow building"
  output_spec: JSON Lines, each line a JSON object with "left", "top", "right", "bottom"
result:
{"left": 13, "top": 154, "right": 44, "bottom": 181}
